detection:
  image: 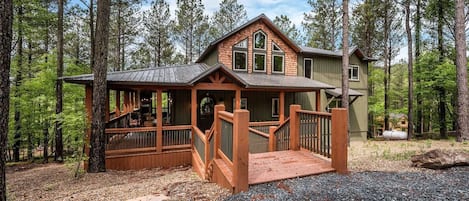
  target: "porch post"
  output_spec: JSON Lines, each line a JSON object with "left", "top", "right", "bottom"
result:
{"left": 135, "top": 90, "right": 140, "bottom": 108}
{"left": 235, "top": 89, "right": 241, "bottom": 109}
{"left": 123, "top": 91, "right": 129, "bottom": 113}
{"left": 279, "top": 91, "right": 285, "bottom": 122}
{"left": 232, "top": 109, "right": 249, "bottom": 193}
{"left": 191, "top": 88, "right": 197, "bottom": 127}
{"left": 315, "top": 90, "right": 321, "bottom": 111}
{"left": 115, "top": 90, "right": 120, "bottom": 116}
{"left": 105, "top": 89, "right": 110, "bottom": 121}
{"left": 156, "top": 89, "right": 163, "bottom": 152}
{"left": 214, "top": 104, "right": 225, "bottom": 159}
{"left": 269, "top": 126, "right": 276, "bottom": 151}
{"left": 84, "top": 85, "right": 93, "bottom": 169}
{"left": 289, "top": 105, "right": 301, "bottom": 151}
{"left": 331, "top": 108, "right": 348, "bottom": 174}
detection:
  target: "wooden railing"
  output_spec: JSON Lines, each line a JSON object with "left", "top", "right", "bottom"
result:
{"left": 248, "top": 128, "right": 269, "bottom": 153}
{"left": 105, "top": 125, "right": 191, "bottom": 155}
{"left": 272, "top": 118, "right": 290, "bottom": 151}
{"left": 249, "top": 121, "right": 279, "bottom": 134}
{"left": 106, "top": 113, "right": 130, "bottom": 128}
{"left": 298, "top": 110, "right": 332, "bottom": 158}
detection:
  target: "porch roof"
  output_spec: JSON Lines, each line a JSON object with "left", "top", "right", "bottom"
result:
{"left": 62, "top": 63, "right": 334, "bottom": 90}
{"left": 325, "top": 88, "right": 364, "bottom": 97}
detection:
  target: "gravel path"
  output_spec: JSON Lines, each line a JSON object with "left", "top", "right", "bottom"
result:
{"left": 224, "top": 167, "right": 469, "bottom": 201}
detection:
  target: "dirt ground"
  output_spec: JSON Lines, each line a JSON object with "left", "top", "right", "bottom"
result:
{"left": 6, "top": 140, "right": 469, "bottom": 201}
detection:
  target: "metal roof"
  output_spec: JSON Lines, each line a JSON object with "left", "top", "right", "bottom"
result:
{"left": 300, "top": 46, "right": 378, "bottom": 61}
{"left": 62, "top": 63, "right": 211, "bottom": 86}
{"left": 63, "top": 63, "right": 334, "bottom": 91}
{"left": 325, "top": 88, "right": 364, "bottom": 97}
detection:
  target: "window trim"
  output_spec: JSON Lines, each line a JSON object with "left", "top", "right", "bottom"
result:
{"left": 234, "top": 38, "right": 248, "bottom": 49}
{"left": 232, "top": 50, "right": 248, "bottom": 71}
{"left": 253, "top": 52, "right": 267, "bottom": 72}
{"left": 303, "top": 58, "right": 313, "bottom": 78}
{"left": 272, "top": 54, "right": 285, "bottom": 74}
{"left": 349, "top": 65, "right": 360, "bottom": 81}
{"left": 253, "top": 30, "right": 267, "bottom": 50}
{"left": 272, "top": 42, "right": 283, "bottom": 53}
{"left": 272, "top": 98, "right": 280, "bottom": 117}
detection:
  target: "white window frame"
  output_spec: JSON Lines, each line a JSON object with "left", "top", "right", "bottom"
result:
{"left": 349, "top": 65, "right": 359, "bottom": 81}
{"left": 234, "top": 38, "right": 248, "bottom": 48}
{"left": 303, "top": 58, "right": 313, "bottom": 78}
{"left": 272, "top": 98, "right": 280, "bottom": 117}
{"left": 253, "top": 31, "right": 267, "bottom": 50}
{"left": 272, "top": 54, "right": 285, "bottom": 73}
{"left": 253, "top": 53, "right": 266, "bottom": 72}
{"left": 272, "top": 42, "right": 283, "bottom": 53}
{"left": 233, "top": 50, "right": 248, "bottom": 71}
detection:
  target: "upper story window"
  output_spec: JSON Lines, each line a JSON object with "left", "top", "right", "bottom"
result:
{"left": 304, "top": 58, "right": 312, "bottom": 79}
{"left": 253, "top": 31, "right": 266, "bottom": 50}
{"left": 253, "top": 53, "right": 266, "bottom": 72}
{"left": 349, "top": 65, "right": 359, "bottom": 81}
{"left": 272, "top": 42, "right": 284, "bottom": 73}
{"left": 233, "top": 39, "right": 248, "bottom": 71}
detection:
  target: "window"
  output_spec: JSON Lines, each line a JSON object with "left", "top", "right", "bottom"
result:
{"left": 232, "top": 39, "right": 248, "bottom": 71}
{"left": 232, "top": 98, "right": 247, "bottom": 109}
{"left": 253, "top": 31, "right": 266, "bottom": 50}
{"left": 253, "top": 53, "right": 266, "bottom": 72}
{"left": 272, "top": 55, "right": 284, "bottom": 73}
{"left": 272, "top": 42, "right": 284, "bottom": 73}
{"left": 200, "top": 96, "right": 214, "bottom": 115}
{"left": 233, "top": 51, "right": 247, "bottom": 71}
{"left": 304, "top": 58, "right": 312, "bottom": 79}
{"left": 349, "top": 65, "right": 359, "bottom": 81}
{"left": 272, "top": 98, "right": 279, "bottom": 117}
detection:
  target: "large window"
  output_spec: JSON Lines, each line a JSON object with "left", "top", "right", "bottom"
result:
{"left": 253, "top": 31, "right": 266, "bottom": 50}
{"left": 349, "top": 65, "right": 359, "bottom": 81}
{"left": 233, "top": 39, "right": 248, "bottom": 71}
{"left": 272, "top": 42, "right": 284, "bottom": 73}
{"left": 254, "top": 53, "right": 266, "bottom": 72}
{"left": 304, "top": 58, "right": 312, "bottom": 79}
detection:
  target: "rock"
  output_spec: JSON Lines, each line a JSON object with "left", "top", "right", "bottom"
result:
{"left": 411, "top": 149, "right": 469, "bottom": 169}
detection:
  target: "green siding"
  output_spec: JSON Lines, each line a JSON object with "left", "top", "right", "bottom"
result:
{"left": 242, "top": 91, "right": 286, "bottom": 121}
{"left": 173, "top": 90, "right": 191, "bottom": 125}
{"left": 200, "top": 49, "right": 218, "bottom": 66}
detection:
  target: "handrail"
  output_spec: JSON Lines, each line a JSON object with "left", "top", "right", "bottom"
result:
{"left": 297, "top": 110, "right": 332, "bottom": 116}
{"left": 105, "top": 127, "right": 156, "bottom": 133}
{"left": 219, "top": 111, "right": 234, "bottom": 122}
{"left": 272, "top": 117, "right": 291, "bottom": 134}
{"left": 249, "top": 121, "right": 280, "bottom": 127}
{"left": 248, "top": 127, "right": 269, "bottom": 138}
{"left": 192, "top": 125, "right": 207, "bottom": 144}
{"left": 163, "top": 125, "right": 192, "bottom": 130}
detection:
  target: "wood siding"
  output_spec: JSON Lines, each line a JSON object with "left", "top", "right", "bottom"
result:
{"left": 105, "top": 150, "right": 191, "bottom": 170}
{"left": 217, "top": 21, "right": 297, "bottom": 75}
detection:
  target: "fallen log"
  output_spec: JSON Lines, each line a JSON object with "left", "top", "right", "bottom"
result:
{"left": 411, "top": 149, "right": 469, "bottom": 169}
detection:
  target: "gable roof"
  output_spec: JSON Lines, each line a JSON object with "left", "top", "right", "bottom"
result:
{"left": 300, "top": 46, "right": 378, "bottom": 61}
{"left": 63, "top": 63, "right": 334, "bottom": 91}
{"left": 196, "top": 14, "right": 301, "bottom": 63}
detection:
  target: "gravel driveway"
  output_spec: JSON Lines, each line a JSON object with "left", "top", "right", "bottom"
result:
{"left": 224, "top": 167, "right": 469, "bottom": 201}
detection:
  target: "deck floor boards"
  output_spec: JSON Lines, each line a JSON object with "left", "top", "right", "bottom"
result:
{"left": 248, "top": 150, "right": 335, "bottom": 185}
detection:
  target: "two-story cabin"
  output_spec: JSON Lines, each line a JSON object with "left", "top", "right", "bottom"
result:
{"left": 64, "top": 14, "right": 373, "bottom": 173}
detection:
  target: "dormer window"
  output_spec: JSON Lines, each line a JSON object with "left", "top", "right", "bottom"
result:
{"left": 233, "top": 39, "right": 248, "bottom": 71}
{"left": 272, "top": 42, "right": 284, "bottom": 73}
{"left": 253, "top": 31, "right": 266, "bottom": 50}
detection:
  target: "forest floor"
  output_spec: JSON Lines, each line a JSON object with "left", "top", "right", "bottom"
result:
{"left": 6, "top": 139, "right": 469, "bottom": 201}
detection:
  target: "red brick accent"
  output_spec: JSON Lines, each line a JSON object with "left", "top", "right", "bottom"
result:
{"left": 217, "top": 21, "right": 298, "bottom": 76}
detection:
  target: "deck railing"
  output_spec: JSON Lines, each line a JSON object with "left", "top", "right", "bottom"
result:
{"left": 298, "top": 110, "right": 332, "bottom": 158}
{"left": 219, "top": 111, "right": 234, "bottom": 162}
{"left": 249, "top": 121, "right": 279, "bottom": 134}
{"left": 106, "top": 113, "right": 130, "bottom": 128}
{"left": 248, "top": 128, "right": 269, "bottom": 153}
{"left": 272, "top": 118, "right": 290, "bottom": 151}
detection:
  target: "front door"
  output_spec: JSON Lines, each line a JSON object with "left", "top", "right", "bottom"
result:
{"left": 197, "top": 92, "right": 215, "bottom": 131}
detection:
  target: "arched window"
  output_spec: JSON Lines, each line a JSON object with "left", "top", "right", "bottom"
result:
{"left": 200, "top": 96, "right": 214, "bottom": 115}
{"left": 253, "top": 31, "right": 267, "bottom": 72}
{"left": 253, "top": 31, "right": 266, "bottom": 50}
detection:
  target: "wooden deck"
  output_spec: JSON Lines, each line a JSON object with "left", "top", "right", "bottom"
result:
{"left": 248, "top": 150, "right": 335, "bottom": 185}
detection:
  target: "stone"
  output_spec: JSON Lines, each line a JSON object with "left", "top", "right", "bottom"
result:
{"left": 411, "top": 149, "right": 469, "bottom": 169}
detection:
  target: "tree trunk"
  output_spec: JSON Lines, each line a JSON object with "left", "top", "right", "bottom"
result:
{"left": 43, "top": 119, "right": 49, "bottom": 163}
{"left": 455, "top": 0, "right": 469, "bottom": 141}
{"left": 0, "top": 0, "right": 13, "bottom": 199}
{"left": 341, "top": 0, "right": 349, "bottom": 142}
{"left": 90, "top": 0, "right": 95, "bottom": 70}
{"left": 405, "top": 0, "right": 413, "bottom": 139}
{"left": 415, "top": 0, "right": 423, "bottom": 134}
{"left": 116, "top": 0, "right": 122, "bottom": 71}
{"left": 89, "top": 0, "right": 111, "bottom": 173}
{"left": 55, "top": 0, "right": 64, "bottom": 162}
{"left": 383, "top": 0, "right": 390, "bottom": 131}
{"left": 13, "top": 3, "right": 24, "bottom": 162}
{"left": 437, "top": 0, "right": 447, "bottom": 139}
{"left": 27, "top": 40, "right": 33, "bottom": 160}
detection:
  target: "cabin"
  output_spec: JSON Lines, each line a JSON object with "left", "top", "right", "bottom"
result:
{"left": 63, "top": 14, "right": 373, "bottom": 193}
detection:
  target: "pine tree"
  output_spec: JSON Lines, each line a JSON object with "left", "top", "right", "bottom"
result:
{"left": 55, "top": 0, "right": 65, "bottom": 162}
{"left": 303, "top": 0, "right": 341, "bottom": 50}
{"left": 405, "top": 0, "right": 413, "bottom": 139}
{"left": 455, "top": 0, "right": 469, "bottom": 141}
{"left": 143, "top": 0, "right": 175, "bottom": 67}
{"left": 210, "top": 0, "right": 247, "bottom": 39}
{"left": 273, "top": 15, "right": 301, "bottom": 44}
{"left": 175, "top": 0, "right": 207, "bottom": 63}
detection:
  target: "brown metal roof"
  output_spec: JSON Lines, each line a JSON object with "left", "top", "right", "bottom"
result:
{"left": 63, "top": 63, "right": 334, "bottom": 91}
{"left": 325, "top": 88, "right": 364, "bottom": 97}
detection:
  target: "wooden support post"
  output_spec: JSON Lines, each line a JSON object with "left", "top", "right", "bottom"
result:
{"left": 331, "top": 108, "right": 348, "bottom": 174}
{"left": 105, "top": 89, "right": 110, "bottom": 122}
{"left": 204, "top": 130, "right": 210, "bottom": 168}
{"left": 269, "top": 126, "right": 277, "bottom": 152}
{"left": 156, "top": 89, "right": 163, "bottom": 152}
{"left": 235, "top": 89, "right": 241, "bottom": 110}
{"left": 123, "top": 91, "right": 129, "bottom": 113}
{"left": 315, "top": 90, "right": 321, "bottom": 112}
{"left": 191, "top": 88, "right": 197, "bottom": 127}
{"left": 115, "top": 90, "right": 120, "bottom": 116}
{"left": 136, "top": 90, "right": 140, "bottom": 108}
{"left": 289, "top": 105, "right": 301, "bottom": 151}
{"left": 84, "top": 85, "right": 93, "bottom": 169}
{"left": 279, "top": 91, "right": 285, "bottom": 122}
{"left": 213, "top": 105, "right": 225, "bottom": 159}
{"left": 232, "top": 109, "right": 249, "bottom": 193}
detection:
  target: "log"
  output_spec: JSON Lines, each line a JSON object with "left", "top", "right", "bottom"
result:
{"left": 411, "top": 149, "right": 469, "bottom": 169}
